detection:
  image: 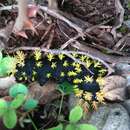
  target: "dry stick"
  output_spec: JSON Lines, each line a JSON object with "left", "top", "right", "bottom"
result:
{"left": 10, "top": 46, "right": 114, "bottom": 74}
{"left": 111, "top": 0, "right": 124, "bottom": 39}
{"left": 113, "top": 33, "right": 130, "bottom": 51}
{"left": 61, "top": 34, "right": 81, "bottom": 49}
{"left": 72, "top": 42, "right": 130, "bottom": 64}
{"left": 13, "top": 0, "right": 28, "bottom": 32}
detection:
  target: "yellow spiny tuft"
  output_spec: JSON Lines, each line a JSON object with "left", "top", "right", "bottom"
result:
{"left": 46, "top": 73, "right": 51, "bottom": 78}
{"left": 75, "top": 67, "right": 82, "bottom": 73}
{"left": 72, "top": 53, "right": 78, "bottom": 58}
{"left": 80, "top": 55, "right": 87, "bottom": 62}
{"left": 85, "top": 59, "right": 92, "bottom": 68}
{"left": 73, "top": 85, "right": 83, "bottom": 97}
{"left": 47, "top": 53, "right": 54, "bottom": 61}
{"left": 75, "top": 63, "right": 81, "bottom": 68}
{"left": 98, "top": 68, "right": 107, "bottom": 76}
{"left": 67, "top": 71, "right": 77, "bottom": 77}
{"left": 32, "top": 70, "right": 37, "bottom": 76}
{"left": 72, "top": 62, "right": 76, "bottom": 67}
{"left": 60, "top": 72, "right": 65, "bottom": 77}
{"left": 96, "top": 77, "right": 105, "bottom": 86}
{"left": 93, "top": 61, "right": 102, "bottom": 68}
{"left": 22, "top": 72, "right": 26, "bottom": 76}
{"left": 21, "top": 72, "right": 28, "bottom": 80}
{"left": 32, "top": 76, "right": 35, "bottom": 81}
{"left": 34, "top": 49, "right": 42, "bottom": 61}
{"left": 51, "top": 62, "right": 57, "bottom": 69}
{"left": 84, "top": 75, "right": 93, "bottom": 83}
{"left": 83, "top": 92, "right": 92, "bottom": 101}
{"left": 63, "top": 60, "right": 69, "bottom": 67}
{"left": 73, "top": 78, "right": 83, "bottom": 84}
{"left": 19, "top": 76, "right": 23, "bottom": 81}
{"left": 36, "top": 61, "right": 42, "bottom": 67}
{"left": 58, "top": 54, "right": 65, "bottom": 60}
{"left": 15, "top": 51, "right": 25, "bottom": 67}
{"left": 96, "top": 90, "right": 105, "bottom": 103}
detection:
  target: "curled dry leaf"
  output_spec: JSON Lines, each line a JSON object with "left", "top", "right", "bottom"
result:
{"left": 103, "top": 75, "right": 127, "bottom": 101}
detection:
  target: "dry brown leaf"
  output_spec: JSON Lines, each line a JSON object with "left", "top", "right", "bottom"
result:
{"left": 103, "top": 75, "right": 127, "bottom": 101}
{"left": 29, "top": 81, "right": 61, "bottom": 104}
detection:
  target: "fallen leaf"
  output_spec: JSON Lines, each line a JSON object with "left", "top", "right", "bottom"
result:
{"left": 103, "top": 75, "right": 127, "bottom": 101}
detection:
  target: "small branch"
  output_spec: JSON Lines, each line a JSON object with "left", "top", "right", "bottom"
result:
{"left": 13, "top": 0, "right": 29, "bottom": 32}
{"left": 72, "top": 42, "right": 130, "bottom": 64}
{"left": 61, "top": 34, "right": 81, "bottom": 49}
{"left": 113, "top": 33, "right": 129, "bottom": 50}
{"left": 111, "top": 0, "right": 124, "bottom": 39}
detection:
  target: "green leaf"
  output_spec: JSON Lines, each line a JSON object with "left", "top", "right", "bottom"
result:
{"left": 23, "top": 98, "right": 38, "bottom": 110}
{"left": 47, "top": 124, "right": 63, "bottom": 130}
{"left": 0, "top": 51, "right": 2, "bottom": 62}
{"left": 77, "top": 124, "right": 97, "bottom": 130}
{"left": 65, "top": 124, "right": 75, "bottom": 130}
{"left": 0, "top": 99, "right": 7, "bottom": 117}
{"left": 3, "top": 109, "right": 17, "bottom": 129}
{"left": 9, "top": 83, "right": 28, "bottom": 98}
{"left": 10, "top": 94, "right": 25, "bottom": 109}
{"left": 0, "top": 56, "right": 16, "bottom": 76}
{"left": 69, "top": 106, "right": 83, "bottom": 123}
{"left": 0, "top": 66, "right": 8, "bottom": 77}
{"left": 58, "top": 81, "right": 74, "bottom": 95}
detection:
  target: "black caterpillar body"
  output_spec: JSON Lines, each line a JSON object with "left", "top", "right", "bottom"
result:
{"left": 14, "top": 50, "right": 107, "bottom": 103}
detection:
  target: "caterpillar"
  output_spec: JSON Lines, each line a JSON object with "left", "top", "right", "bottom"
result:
{"left": 0, "top": 49, "right": 107, "bottom": 108}
{"left": 10, "top": 49, "right": 108, "bottom": 106}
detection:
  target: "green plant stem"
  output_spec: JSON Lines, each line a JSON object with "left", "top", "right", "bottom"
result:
{"left": 58, "top": 93, "right": 64, "bottom": 117}
{"left": 27, "top": 114, "right": 38, "bottom": 130}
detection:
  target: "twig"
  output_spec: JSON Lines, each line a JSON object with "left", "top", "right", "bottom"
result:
{"left": 111, "top": 0, "right": 124, "bottom": 39}
{"left": 113, "top": 33, "right": 130, "bottom": 50}
{"left": 9, "top": 46, "right": 114, "bottom": 75}
{"left": 72, "top": 42, "right": 130, "bottom": 64}
{"left": 60, "top": 34, "right": 81, "bottom": 49}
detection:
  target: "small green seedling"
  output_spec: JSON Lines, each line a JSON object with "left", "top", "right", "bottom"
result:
{"left": 47, "top": 105, "right": 97, "bottom": 130}
{"left": 57, "top": 81, "right": 74, "bottom": 95}
{"left": 0, "top": 83, "right": 38, "bottom": 129}
{"left": 0, "top": 51, "right": 16, "bottom": 77}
